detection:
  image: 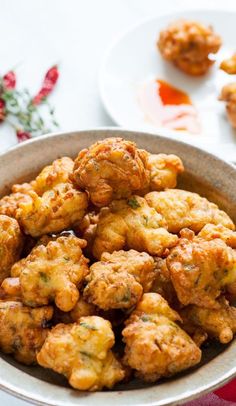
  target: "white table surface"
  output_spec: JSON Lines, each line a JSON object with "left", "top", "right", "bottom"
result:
{"left": 1, "top": 0, "right": 236, "bottom": 404}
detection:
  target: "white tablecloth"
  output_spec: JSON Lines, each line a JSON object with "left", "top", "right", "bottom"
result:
{"left": 1, "top": 0, "right": 236, "bottom": 404}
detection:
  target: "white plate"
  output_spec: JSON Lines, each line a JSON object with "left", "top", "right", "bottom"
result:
{"left": 99, "top": 9, "right": 236, "bottom": 161}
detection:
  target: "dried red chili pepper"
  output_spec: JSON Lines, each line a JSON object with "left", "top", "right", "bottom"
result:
{"left": 3, "top": 71, "right": 16, "bottom": 90}
{"left": 32, "top": 65, "right": 59, "bottom": 105}
{"left": 16, "top": 130, "right": 31, "bottom": 143}
{"left": 0, "top": 99, "right": 5, "bottom": 122}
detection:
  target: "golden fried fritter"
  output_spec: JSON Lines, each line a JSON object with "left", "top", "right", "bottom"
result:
{"left": 0, "top": 215, "right": 23, "bottom": 283}
{"left": 219, "top": 82, "right": 236, "bottom": 128}
{"left": 146, "top": 153, "right": 184, "bottom": 192}
{"left": 220, "top": 54, "right": 236, "bottom": 74}
{"left": 31, "top": 157, "right": 74, "bottom": 195}
{"left": 166, "top": 229, "right": 236, "bottom": 308}
{"left": 92, "top": 196, "right": 178, "bottom": 259}
{"left": 198, "top": 223, "right": 236, "bottom": 248}
{"left": 0, "top": 183, "right": 32, "bottom": 218}
{"left": 37, "top": 316, "right": 125, "bottom": 391}
{"left": 84, "top": 250, "right": 155, "bottom": 310}
{"left": 145, "top": 189, "right": 234, "bottom": 233}
{"left": 0, "top": 300, "right": 53, "bottom": 364}
{"left": 73, "top": 138, "right": 150, "bottom": 207}
{"left": 181, "top": 297, "right": 236, "bottom": 344}
{"left": 158, "top": 20, "right": 221, "bottom": 75}
{"left": 16, "top": 183, "right": 88, "bottom": 237}
{"left": 122, "top": 293, "right": 201, "bottom": 382}
{"left": 16, "top": 235, "right": 89, "bottom": 311}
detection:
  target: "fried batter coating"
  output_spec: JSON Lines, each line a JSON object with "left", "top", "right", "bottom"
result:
{"left": 166, "top": 229, "right": 236, "bottom": 308}
{"left": 92, "top": 196, "right": 178, "bottom": 259}
{"left": 219, "top": 82, "right": 236, "bottom": 128}
{"left": 198, "top": 223, "right": 236, "bottom": 248}
{"left": 220, "top": 54, "right": 236, "bottom": 74}
{"left": 158, "top": 20, "right": 221, "bottom": 75}
{"left": 0, "top": 215, "right": 23, "bottom": 283}
{"left": 181, "top": 297, "right": 236, "bottom": 344}
{"left": 146, "top": 153, "right": 184, "bottom": 191}
{"left": 37, "top": 316, "right": 125, "bottom": 390}
{"left": 73, "top": 137, "right": 150, "bottom": 207}
{"left": 151, "top": 257, "right": 178, "bottom": 307}
{"left": 16, "top": 183, "right": 88, "bottom": 237}
{"left": 84, "top": 250, "right": 155, "bottom": 310}
{"left": 16, "top": 235, "right": 89, "bottom": 311}
{"left": 0, "top": 300, "right": 53, "bottom": 364}
{"left": 1, "top": 277, "right": 21, "bottom": 300}
{"left": 0, "top": 183, "right": 32, "bottom": 218}
{"left": 70, "top": 297, "right": 97, "bottom": 321}
{"left": 145, "top": 189, "right": 234, "bottom": 233}
{"left": 76, "top": 210, "right": 100, "bottom": 256}
{"left": 122, "top": 293, "right": 201, "bottom": 382}
{"left": 31, "top": 157, "right": 74, "bottom": 195}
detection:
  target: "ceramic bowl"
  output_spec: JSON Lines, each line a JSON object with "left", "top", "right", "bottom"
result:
{"left": 0, "top": 128, "right": 236, "bottom": 406}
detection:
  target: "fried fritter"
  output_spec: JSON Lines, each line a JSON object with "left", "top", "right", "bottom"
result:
{"left": 0, "top": 300, "right": 53, "bottom": 364}
{"left": 219, "top": 82, "right": 236, "bottom": 128}
{"left": 73, "top": 137, "right": 150, "bottom": 207}
{"left": 180, "top": 297, "right": 236, "bottom": 344}
{"left": 15, "top": 235, "right": 89, "bottom": 311}
{"left": 145, "top": 189, "right": 234, "bottom": 233}
{"left": 16, "top": 183, "right": 88, "bottom": 237}
{"left": 166, "top": 229, "right": 236, "bottom": 308}
{"left": 31, "top": 157, "right": 74, "bottom": 195}
{"left": 76, "top": 210, "right": 100, "bottom": 256}
{"left": 92, "top": 196, "right": 178, "bottom": 259}
{"left": 37, "top": 316, "right": 125, "bottom": 390}
{"left": 146, "top": 153, "right": 184, "bottom": 191}
{"left": 122, "top": 293, "right": 201, "bottom": 382}
{"left": 158, "top": 20, "right": 221, "bottom": 75}
{"left": 84, "top": 250, "right": 155, "bottom": 310}
{"left": 220, "top": 54, "right": 236, "bottom": 74}
{"left": 0, "top": 215, "right": 23, "bottom": 283}
{"left": 198, "top": 223, "right": 236, "bottom": 248}
{"left": 0, "top": 183, "right": 32, "bottom": 218}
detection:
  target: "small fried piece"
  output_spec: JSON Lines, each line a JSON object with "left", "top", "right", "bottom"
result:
{"left": 16, "top": 183, "right": 88, "bottom": 237}
{"left": 16, "top": 235, "right": 89, "bottom": 311}
{"left": 145, "top": 189, "right": 234, "bottom": 233}
{"left": 1, "top": 277, "right": 21, "bottom": 300}
{"left": 198, "top": 223, "right": 236, "bottom": 248}
{"left": 70, "top": 297, "right": 97, "bottom": 322}
{"left": 151, "top": 258, "right": 178, "bottom": 307}
{"left": 122, "top": 293, "right": 201, "bottom": 382}
{"left": 181, "top": 297, "right": 236, "bottom": 344}
{"left": 220, "top": 54, "right": 236, "bottom": 74}
{"left": 84, "top": 250, "right": 155, "bottom": 310}
{"left": 158, "top": 20, "right": 221, "bottom": 75}
{"left": 0, "top": 215, "right": 23, "bottom": 283}
{"left": 146, "top": 153, "right": 184, "bottom": 191}
{"left": 0, "top": 300, "right": 53, "bottom": 364}
{"left": 37, "top": 316, "right": 125, "bottom": 391}
{"left": 76, "top": 210, "right": 100, "bottom": 256}
{"left": 92, "top": 196, "right": 178, "bottom": 259}
{"left": 166, "top": 229, "right": 236, "bottom": 308}
{"left": 0, "top": 183, "right": 32, "bottom": 218}
{"left": 219, "top": 82, "right": 236, "bottom": 128}
{"left": 73, "top": 137, "right": 150, "bottom": 207}
{"left": 31, "top": 157, "right": 74, "bottom": 195}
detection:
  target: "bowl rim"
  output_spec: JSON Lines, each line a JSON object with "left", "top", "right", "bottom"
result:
{"left": 0, "top": 127, "right": 236, "bottom": 406}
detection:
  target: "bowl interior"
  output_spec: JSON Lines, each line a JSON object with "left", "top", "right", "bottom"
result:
{"left": 0, "top": 128, "right": 236, "bottom": 406}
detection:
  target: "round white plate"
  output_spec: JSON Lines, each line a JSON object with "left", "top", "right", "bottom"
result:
{"left": 99, "top": 9, "right": 236, "bottom": 161}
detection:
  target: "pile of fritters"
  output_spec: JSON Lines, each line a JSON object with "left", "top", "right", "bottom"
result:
{"left": 0, "top": 137, "right": 235, "bottom": 391}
